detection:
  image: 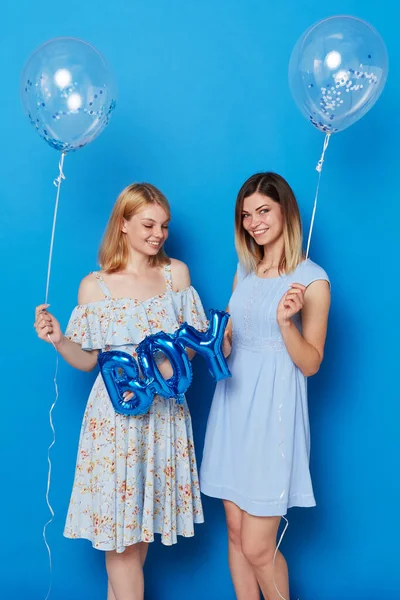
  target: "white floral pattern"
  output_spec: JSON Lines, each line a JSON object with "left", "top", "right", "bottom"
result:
{"left": 63, "top": 265, "right": 208, "bottom": 552}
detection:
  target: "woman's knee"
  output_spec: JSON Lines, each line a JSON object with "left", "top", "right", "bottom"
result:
{"left": 227, "top": 519, "right": 243, "bottom": 550}
{"left": 241, "top": 539, "right": 275, "bottom": 569}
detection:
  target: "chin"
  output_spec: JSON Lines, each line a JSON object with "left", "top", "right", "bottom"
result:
{"left": 252, "top": 233, "right": 279, "bottom": 247}
{"left": 252, "top": 234, "right": 268, "bottom": 246}
{"left": 144, "top": 249, "right": 160, "bottom": 257}
{"left": 145, "top": 245, "right": 163, "bottom": 255}
{"left": 134, "top": 245, "right": 159, "bottom": 258}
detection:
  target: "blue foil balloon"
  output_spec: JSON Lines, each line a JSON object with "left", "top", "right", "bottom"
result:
{"left": 289, "top": 16, "right": 388, "bottom": 134}
{"left": 175, "top": 309, "right": 231, "bottom": 382}
{"left": 98, "top": 351, "right": 155, "bottom": 416}
{"left": 137, "top": 332, "right": 193, "bottom": 402}
{"left": 98, "top": 310, "right": 230, "bottom": 416}
{"left": 21, "top": 37, "right": 116, "bottom": 152}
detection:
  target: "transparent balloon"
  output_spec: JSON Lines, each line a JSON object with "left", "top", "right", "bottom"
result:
{"left": 21, "top": 37, "right": 116, "bottom": 152}
{"left": 289, "top": 16, "right": 388, "bottom": 134}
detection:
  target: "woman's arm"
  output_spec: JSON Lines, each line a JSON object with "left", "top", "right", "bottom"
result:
{"left": 53, "top": 335, "right": 99, "bottom": 372}
{"left": 221, "top": 272, "right": 237, "bottom": 357}
{"left": 277, "top": 280, "right": 331, "bottom": 377}
{"left": 170, "top": 258, "right": 191, "bottom": 293}
{"left": 34, "top": 275, "right": 101, "bottom": 373}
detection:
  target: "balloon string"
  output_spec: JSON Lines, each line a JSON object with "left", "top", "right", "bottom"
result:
{"left": 45, "top": 152, "right": 66, "bottom": 305}
{"left": 305, "top": 133, "right": 331, "bottom": 259}
{"left": 43, "top": 336, "right": 59, "bottom": 600}
{"left": 273, "top": 516, "right": 289, "bottom": 600}
{"left": 272, "top": 402, "right": 290, "bottom": 600}
{"left": 43, "top": 153, "right": 65, "bottom": 599}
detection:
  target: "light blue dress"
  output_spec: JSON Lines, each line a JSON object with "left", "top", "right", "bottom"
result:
{"left": 63, "top": 265, "right": 208, "bottom": 551}
{"left": 200, "top": 259, "right": 329, "bottom": 516}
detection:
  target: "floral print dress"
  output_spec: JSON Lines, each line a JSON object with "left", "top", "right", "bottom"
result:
{"left": 63, "top": 264, "right": 208, "bottom": 552}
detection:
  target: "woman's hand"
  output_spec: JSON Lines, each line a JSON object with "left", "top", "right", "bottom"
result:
{"left": 34, "top": 304, "right": 64, "bottom": 346}
{"left": 122, "top": 358, "right": 174, "bottom": 403}
{"left": 277, "top": 283, "right": 306, "bottom": 327}
{"left": 276, "top": 279, "right": 330, "bottom": 376}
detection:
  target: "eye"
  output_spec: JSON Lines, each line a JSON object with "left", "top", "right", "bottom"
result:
{"left": 162, "top": 225, "right": 169, "bottom": 230}
{"left": 259, "top": 209, "right": 270, "bottom": 214}
{"left": 143, "top": 224, "right": 153, "bottom": 229}
{"left": 242, "top": 214, "right": 250, "bottom": 219}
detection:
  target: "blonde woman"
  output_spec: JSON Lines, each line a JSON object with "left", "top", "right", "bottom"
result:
{"left": 34, "top": 183, "right": 208, "bottom": 600}
{"left": 201, "top": 172, "right": 331, "bottom": 600}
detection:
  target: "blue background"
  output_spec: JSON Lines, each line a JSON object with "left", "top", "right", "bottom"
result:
{"left": 1, "top": 0, "right": 399, "bottom": 598}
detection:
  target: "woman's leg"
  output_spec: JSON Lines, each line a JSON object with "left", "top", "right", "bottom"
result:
{"left": 140, "top": 542, "right": 149, "bottom": 566}
{"left": 241, "top": 513, "right": 289, "bottom": 600}
{"left": 223, "top": 500, "right": 261, "bottom": 600}
{"left": 106, "top": 542, "right": 148, "bottom": 600}
{"left": 107, "top": 580, "right": 116, "bottom": 600}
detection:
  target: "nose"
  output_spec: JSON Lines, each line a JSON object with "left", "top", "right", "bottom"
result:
{"left": 152, "top": 226, "right": 164, "bottom": 239}
{"left": 250, "top": 214, "right": 262, "bottom": 229}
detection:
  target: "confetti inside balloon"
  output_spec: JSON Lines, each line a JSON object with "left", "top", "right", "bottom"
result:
{"left": 289, "top": 15, "right": 388, "bottom": 134}
{"left": 21, "top": 37, "right": 116, "bottom": 152}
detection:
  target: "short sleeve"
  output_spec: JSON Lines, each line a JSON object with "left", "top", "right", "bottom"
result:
{"left": 65, "top": 305, "right": 104, "bottom": 351}
{"left": 176, "top": 286, "right": 209, "bottom": 331}
{"left": 295, "top": 259, "right": 330, "bottom": 288}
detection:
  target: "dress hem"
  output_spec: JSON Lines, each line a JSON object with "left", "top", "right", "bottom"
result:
{"left": 64, "top": 517, "right": 205, "bottom": 552}
{"left": 200, "top": 479, "right": 316, "bottom": 516}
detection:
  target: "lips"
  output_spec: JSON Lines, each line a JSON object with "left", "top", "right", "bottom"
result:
{"left": 252, "top": 228, "right": 269, "bottom": 237}
{"left": 147, "top": 240, "right": 162, "bottom": 248}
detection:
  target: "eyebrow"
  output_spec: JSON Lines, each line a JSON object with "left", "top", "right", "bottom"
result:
{"left": 141, "top": 217, "right": 170, "bottom": 224}
{"left": 242, "top": 204, "right": 269, "bottom": 213}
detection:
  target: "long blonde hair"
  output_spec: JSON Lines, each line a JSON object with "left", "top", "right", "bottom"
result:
{"left": 235, "top": 172, "right": 303, "bottom": 274}
{"left": 98, "top": 183, "right": 170, "bottom": 273}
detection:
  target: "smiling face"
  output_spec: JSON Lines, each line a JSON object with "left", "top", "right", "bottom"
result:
{"left": 122, "top": 202, "right": 170, "bottom": 258}
{"left": 241, "top": 191, "right": 284, "bottom": 247}
{"left": 234, "top": 173, "right": 303, "bottom": 274}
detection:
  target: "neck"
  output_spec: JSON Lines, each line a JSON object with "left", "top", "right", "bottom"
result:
{"left": 261, "top": 237, "right": 284, "bottom": 267}
{"left": 125, "top": 247, "right": 152, "bottom": 275}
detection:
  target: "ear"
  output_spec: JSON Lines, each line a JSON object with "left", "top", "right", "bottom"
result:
{"left": 121, "top": 218, "right": 128, "bottom": 233}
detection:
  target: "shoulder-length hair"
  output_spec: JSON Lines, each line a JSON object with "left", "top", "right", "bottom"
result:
{"left": 98, "top": 183, "right": 170, "bottom": 273}
{"left": 235, "top": 172, "right": 303, "bottom": 274}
